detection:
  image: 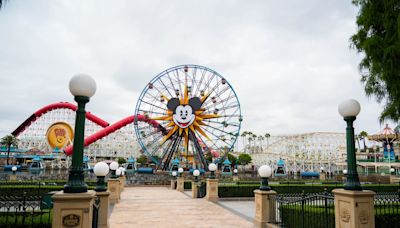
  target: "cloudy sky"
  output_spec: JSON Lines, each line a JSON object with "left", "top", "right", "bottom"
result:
{"left": 0, "top": 0, "right": 393, "bottom": 138}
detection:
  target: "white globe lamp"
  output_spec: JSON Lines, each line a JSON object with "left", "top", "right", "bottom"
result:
{"left": 338, "top": 99, "right": 362, "bottom": 191}
{"left": 208, "top": 163, "right": 217, "bottom": 179}
{"left": 258, "top": 165, "right": 272, "bottom": 191}
{"left": 110, "top": 161, "right": 119, "bottom": 178}
{"left": 69, "top": 74, "right": 97, "bottom": 98}
{"left": 93, "top": 162, "right": 109, "bottom": 192}
{"left": 193, "top": 169, "right": 200, "bottom": 182}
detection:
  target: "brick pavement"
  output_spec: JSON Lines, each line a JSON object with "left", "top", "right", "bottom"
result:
{"left": 109, "top": 186, "right": 254, "bottom": 228}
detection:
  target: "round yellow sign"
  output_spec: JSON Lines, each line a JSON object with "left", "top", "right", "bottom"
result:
{"left": 46, "top": 122, "right": 74, "bottom": 149}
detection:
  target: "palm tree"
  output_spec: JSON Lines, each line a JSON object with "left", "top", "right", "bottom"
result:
{"left": 1, "top": 135, "right": 19, "bottom": 165}
{"left": 359, "top": 131, "right": 368, "bottom": 152}
{"left": 240, "top": 131, "right": 248, "bottom": 152}
{"left": 355, "top": 134, "right": 361, "bottom": 152}
{"left": 264, "top": 133, "right": 271, "bottom": 147}
{"left": 258, "top": 135, "right": 264, "bottom": 152}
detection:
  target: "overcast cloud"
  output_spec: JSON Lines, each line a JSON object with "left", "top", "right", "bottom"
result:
{"left": 0, "top": 0, "right": 392, "bottom": 138}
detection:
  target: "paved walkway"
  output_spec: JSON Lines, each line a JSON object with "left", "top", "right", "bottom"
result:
{"left": 109, "top": 187, "right": 254, "bottom": 228}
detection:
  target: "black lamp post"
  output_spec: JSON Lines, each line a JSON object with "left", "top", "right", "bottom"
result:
{"left": 94, "top": 162, "right": 109, "bottom": 192}
{"left": 338, "top": 99, "right": 362, "bottom": 191}
{"left": 110, "top": 161, "right": 119, "bottom": 179}
{"left": 208, "top": 163, "right": 217, "bottom": 179}
{"left": 64, "top": 74, "right": 96, "bottom": 193}
{"left": 258, "top": 165, "right": 272, "bottom": 191}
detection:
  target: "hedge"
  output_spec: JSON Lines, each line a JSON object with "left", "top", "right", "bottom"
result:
{"left": 218, "top": 184, "right": 399, "bottom": 197}
{"left": 0, "top": 185, "right": 96, "bottom": 196}
{"left": 280, "top": 205, "right": 335, "bottom": 228}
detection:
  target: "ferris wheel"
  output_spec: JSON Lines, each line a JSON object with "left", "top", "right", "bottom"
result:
{"left": 134, "top": 65, "right": 242, "bottom": 170}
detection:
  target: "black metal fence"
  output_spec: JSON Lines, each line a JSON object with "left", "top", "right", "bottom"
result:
{"left": 374, "top": 192, "right": 400, "bottom": 227}
{"left": 273, "top": 191, "right": 335, "bottom": 228}
{"left": 92, "top": 196, "right": 101, "bottom": 228}
{"left": 0, "top": 192, "right": 53, "bottom": 228}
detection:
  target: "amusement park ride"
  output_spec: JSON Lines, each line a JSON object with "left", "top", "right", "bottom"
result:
{"left": 2, "top": 64, "right": 398, "bottom": 175}
{"left": 2, "top": 65, "right": 242, "bottom": 171}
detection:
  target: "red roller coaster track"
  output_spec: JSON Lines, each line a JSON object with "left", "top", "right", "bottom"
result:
{"left": 12, "top": 102, "right": 166, "bottom": 156}
{"left": 64, "top": 114, "right": 166, "bottom": 156}
{"left": 12, "top": 102, "right": 110, "bottom": 137}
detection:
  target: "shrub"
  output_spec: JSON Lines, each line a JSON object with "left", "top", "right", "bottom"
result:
{"left": 217, "top": 184, "right": 399, "bottom": 197}
{"left": 280, "top": 205, "right": 335, "bottom": 228}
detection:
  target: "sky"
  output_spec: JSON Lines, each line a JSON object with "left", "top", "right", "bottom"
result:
{"left": 0, "top": 0, "right": 394, "bottom": 138}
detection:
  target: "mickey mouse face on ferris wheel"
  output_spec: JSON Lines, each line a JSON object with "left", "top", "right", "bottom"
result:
{"left": 167, "top": 97, "right": 202, "bottom": 129}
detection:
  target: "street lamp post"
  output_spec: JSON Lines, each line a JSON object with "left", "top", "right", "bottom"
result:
{"left": 208, "top": 163, "right": 217, "bottom": 179}
{"left": 258, "top": 165, "right": 272, "bottom": 191}
{"left": 338, "top": 99, "right": 362, "bottom": 191}
{"left": 193, "top": 169, "right": 200, "bottom": 182}
{"left": 178, "top": 167, "right": 184, "bottom": 177}
{"left": 110, "top": 161, "right": 119, "bottom": 179}
{"left": 64, "top": 74, "right": 96, "bottom": 193}
{"left": 93, "top": 162, "right": 109, "bottom": 192}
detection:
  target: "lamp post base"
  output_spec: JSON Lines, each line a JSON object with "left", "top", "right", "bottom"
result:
{"left": 64, "top": 170, "right": 88, "bottom": 193}
{"left": 52, "top": 190, "right": 96, "bottom": 228}
{"left": 333, "top": 189, "right": 375, "bottom": 228}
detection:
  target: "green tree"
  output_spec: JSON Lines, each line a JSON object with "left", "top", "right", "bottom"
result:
{"left": 351, "top": 0, "right": 400, "bottom": 122}
{"left": 359, "top": 131, "right": 368, "bottom": 151}
{"left": 136, "top": 154, "right": 148, "bottom": 165}
{"left": 237, "top": 153, "right": 252, "bottom": 165}
{"left": 0, "top": 135, "right": 19, "bottom": 165}
{"left": 118, "top": 157, "right": 127, "bottom": 165}
{"left": 227, "top": 153, "right": 237, "bottom": 165}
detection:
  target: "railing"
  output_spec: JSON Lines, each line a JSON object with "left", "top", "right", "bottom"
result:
{"left": 273, "top": 190, "right": 335, "bottom": 228}
{"left": 0, "top": 192, "right": 53, "bottom": 228}
{"left": 375, "top": 192, "right": 400, "bottom": 227}
{"left": 197, "top": 182, "right": 207, "bottom": 198}
{"left": 92, "top": 196, "right": 101, "bottom": 228}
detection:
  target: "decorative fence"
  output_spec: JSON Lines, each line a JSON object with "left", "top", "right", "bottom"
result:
{"left": 0, "top": 192, "right": 53, "bottom": 228}
{"left": 273, "top": 191, "right": 335, "bottom": 228}
{"left": 92, "top": 196, "right": 101, "bottom": 228}
{"left": 374, "top": 192, "right": 400, "bottom": 227}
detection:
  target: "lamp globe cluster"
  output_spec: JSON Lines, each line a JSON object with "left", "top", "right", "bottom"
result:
{"left": 11, "top": 166, "right": 17, "bottom": 172}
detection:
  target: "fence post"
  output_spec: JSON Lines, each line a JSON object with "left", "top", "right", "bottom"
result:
{"left": 301, "top": 191, "right": 305, "bottom": 228}
{"left": 253, "top": 189, "right": 277, "bottom": 228}
{"left": 324, "top": 188, "right": 329, "bottom": 228}
{"left": 332, "top": 189, "right": 375, "bottom": 228}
